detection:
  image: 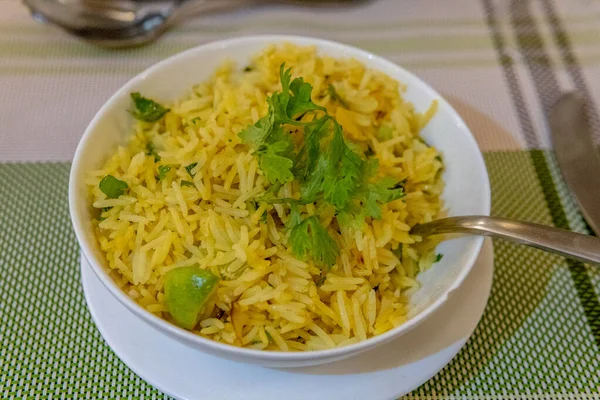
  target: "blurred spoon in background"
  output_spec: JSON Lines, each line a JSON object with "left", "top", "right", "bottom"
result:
{"left": 23, "top": 0, "right": 365, "bottom": 48}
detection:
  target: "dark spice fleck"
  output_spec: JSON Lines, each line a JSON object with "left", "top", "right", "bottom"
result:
{"left": 294, "top": 112, "right": 307, "bottom": 121}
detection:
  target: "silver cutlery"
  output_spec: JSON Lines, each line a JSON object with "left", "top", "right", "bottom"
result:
{"left": 550, "top": 92, "right": 600, "bottom": 235}
{"left": 23, "top": 0, "right": 363, "bottom": 48}
{"left": 411, "top": 216, "right": 600, "bottom": 265}
{"left": 412, "top": 94, "right": 600, "bottom": 266}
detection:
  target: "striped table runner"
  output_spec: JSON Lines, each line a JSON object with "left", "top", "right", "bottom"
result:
{"left": 1, "top": 0, "right": 599, "bottom": 398}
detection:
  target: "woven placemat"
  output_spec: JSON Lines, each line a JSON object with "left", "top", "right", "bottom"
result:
{"left": 1, "top": 153, "right": 598, "bottom": 399}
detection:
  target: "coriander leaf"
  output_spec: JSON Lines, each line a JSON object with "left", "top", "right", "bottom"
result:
{"left": 336, "top": 208, "right": 364, "bottom": 232}
{"left": 328, "top": 121, "right": 346, "bottom": 166}
{"left": 267, "top": 125, "right": 295, "bottom": 157}
{"left": 359, "top": 178, "right": 405, "bottom": 220}
{"left": 260, "top": 148, "right": 294, "bottom": 184}
{"left": 286, "top": 203, "right": 302, "bottom": 229}
{"left": 269, "top": 65, "right": 293, "bottom": 124}
{"left": 293, "top": 117, "right": 330, "bottom": 180}
{"left": 269, "top": 140, "right": 291, "bottom": 154}
{"left": 99, "top": 175, "right": 128, "bottom": 199}
{"left": 299, "top": 153, "right": 329, "bottom": 203}
{"left": 270, "top": 64, "right": 325, "bottom": 125}
{"left": 434, "top": 253, "right": 443, "bottom": 263}
{"left": 185, "top": 162, "right": 198, "bottom": 178}
{"left": 287, "top": 77, "right": 326, "bottom": 117}
{"left": 370, "top": 176, "right": 406, "bottom": 204}
{"left": 309, "top": 217, "right": 339, "bottom": 268}
{"left": 238, "top": 111, "right": 274, "bottom": 148}
{"left": 289, "top": 216, "right": 339, "bottom": 269}
{"left": 289, "top": 218, "right": 312, "bottom": 260}
{"left": 327, "top": 84, "right": 349, "bottom": 109}
{"left": 129, "top": 92, "right": 170, "bottom": 122}
{"left": 158, "top": 165, "right": 171, "bottom": 180}
{"left": 322, "top": 124, "right": 364, "bottom": 209}
{"left": 181, "top": 180, "right": 195, "bottom": 187}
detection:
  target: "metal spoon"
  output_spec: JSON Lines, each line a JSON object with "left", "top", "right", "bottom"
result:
{"left": 411, "top": 216, "right": 600, "bottom": 265}
{"left": 23, "top": 0, "right": 364, "bottom": 48}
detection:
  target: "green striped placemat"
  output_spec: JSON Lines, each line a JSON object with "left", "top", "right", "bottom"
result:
{"left": 1, "top": 151, "right": 598, "bottom": 399}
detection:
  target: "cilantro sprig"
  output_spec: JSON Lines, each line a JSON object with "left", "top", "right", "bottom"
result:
{"left": 239, "top": 64, "right": 405, "bottom": 269}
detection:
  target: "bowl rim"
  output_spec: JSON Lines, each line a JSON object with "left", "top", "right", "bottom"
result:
{"left": 69, "top": 34, "right": 491, "bottom": 362}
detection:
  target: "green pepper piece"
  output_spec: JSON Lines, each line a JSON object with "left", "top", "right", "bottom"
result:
{"left": 164, "top": 265, "right": 219, "bottom": 330}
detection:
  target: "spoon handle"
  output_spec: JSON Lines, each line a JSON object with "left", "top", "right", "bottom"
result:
{"left": 172, "top": 0, "right": 262, "bottom": 24}
{"left": 412, "top": 216, "right": 600, "bottom": 265}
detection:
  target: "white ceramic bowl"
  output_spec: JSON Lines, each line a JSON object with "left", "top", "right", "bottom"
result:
{"left": 69, "top": 35, "right": 490, "bottom": 368}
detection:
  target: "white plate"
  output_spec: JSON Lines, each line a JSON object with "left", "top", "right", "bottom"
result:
{"left": 81, "top": 240, "right": 493, "bottom": 400}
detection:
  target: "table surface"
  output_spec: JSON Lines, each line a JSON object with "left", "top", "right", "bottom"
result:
{"left": 1, "top": 0, "right": 599, "bottom": 398}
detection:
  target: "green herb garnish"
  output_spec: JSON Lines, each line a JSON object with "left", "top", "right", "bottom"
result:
{"left": 99, "top": 175, "right": 128, "bottom": 199}
{"left": 129, "top": 92, "right": 170, "bottom": 122}
{"left": 238, "top": 64, "right": 405, "bottom": 269}
{"left": 327, "top": 84, "right": 349, "bottom": 108}
{"left": 158, "top": 165, "right": 171, "bottom": 180}
{"left": 434, "top": 253, "right": 443, "bottom": 263}
{"left": 185, "top": 162, "right": 198, "bottom": 178}
{"left": 181, "top": 180, "right": 195, "bottom": 187}
{"left": 289, "top": 216, "right": 339, "bottom": 269}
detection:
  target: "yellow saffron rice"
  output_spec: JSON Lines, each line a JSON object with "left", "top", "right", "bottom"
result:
{"left": 87, "top": 43, "right": 444, "bottom": 351}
